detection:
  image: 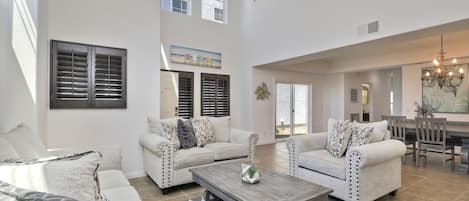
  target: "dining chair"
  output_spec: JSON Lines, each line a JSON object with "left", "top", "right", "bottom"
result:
{"left": 382, "top": 115, "right": 416, "bottom": 164}
{"left": 415, "top": 117, "right": 456, "bottom": 170}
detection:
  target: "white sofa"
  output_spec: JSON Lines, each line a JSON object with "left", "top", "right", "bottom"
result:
{"left": 50, "top": 146, "right": 141, "bottom": 201}
{"left": 287, "top": 130, "right": 407, "bottom": 201}
{"left": 0, "top": 124, "right": 141, "bottom": 201}
{"left": 140, "top": 117, "right": 258, "bottom": 192}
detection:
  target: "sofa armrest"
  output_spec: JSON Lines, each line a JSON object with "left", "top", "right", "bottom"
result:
{"left": 230, "top": 129, "right": 258, "bottom": 145}
{"left": 347, "top": 139, "right": 406, "bottom": 168}
{"left": 48, "top": 145, "right": 122, "bottom": 171}
{"left": 286, "top": 132, "right": 327, "bottom": 154}
{"left": 230, "top": 129, "right": 258, "bottom": 162}
{"left": 139, "top": 133, "right": 172, "bottom": 157}
{"left": 286, "top": 132, "right": 327, "bottom": 176}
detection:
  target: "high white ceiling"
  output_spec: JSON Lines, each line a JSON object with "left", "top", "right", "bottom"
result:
{"left": 255, "top": 19, "right": 469, "bottom": 74}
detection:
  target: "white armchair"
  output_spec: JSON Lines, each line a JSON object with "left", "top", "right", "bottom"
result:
{"left": 140, "top": 118, "right": 258, "bottom": 193}
{"left": 287, "top": 132, "right": 406, "bottom": 201}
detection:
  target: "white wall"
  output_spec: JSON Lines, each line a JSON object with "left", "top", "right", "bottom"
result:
{"left": 344, "top": 68, "right": 402, "bottom": 121}
{"left": 241, "top": 0, "right": 469, "bottom": 67}
{"left": 160, "top": 0, "right": 245, "bottom": 128}
{"left": 0, "top": 0, "right": 38, "bottom": 133}
{"left": 39, "top": 0, "right": 161, "bottom": 178}
{"left": 252, "top": 68, "right": 346, "bottom": 143}
{"left": 403, "top": 59, "right": 469, "bottom": 121}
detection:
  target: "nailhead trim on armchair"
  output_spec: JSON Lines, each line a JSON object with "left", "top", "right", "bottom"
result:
{"left": 160, "top": 143, "right": 173, "bottom": 188}
{"left": 286, "top": 138, "right": 297, "bottom": 176}
{"left": 348, "top": 152, "right": 361, "bottom": 201}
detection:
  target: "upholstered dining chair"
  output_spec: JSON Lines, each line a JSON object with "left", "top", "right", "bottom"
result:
{"left": 415, "top": 117, "right": 456, "bottom": 170}
{"left": 382, "top": 115, "right": 416, "bottom": 164}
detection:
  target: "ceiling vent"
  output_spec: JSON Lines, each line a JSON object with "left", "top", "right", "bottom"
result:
{"left": 367, "top": 21, "right": 379, "bottom": 34}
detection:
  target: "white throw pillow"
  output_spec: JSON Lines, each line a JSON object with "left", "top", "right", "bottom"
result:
{"left": 348, "top": 122, "right": 374, "bottom": 148}
{"left": 0, "top": 152, "right": 105, "bottom": 201}
{"left": 148, "top": 117, "right": 181, "bottom": 150}
{"left": 191, "top": 117, "right": 215, "bottom": 147}
{"left": 208, "top": 117, "right": 231, "bottom": 142}
{"left": 0, "top": 139, "right": 18, "bottom": 161}
{"left": 357, "top": 121, "right": 388, "bottom": 143}
{"left": 326, "top": 119, "right": 353, "bottom": 158}
{"left": 160, "top": 120, "right": 181, "bottom": 151}
{"left": 0, "top": 124, "right": 49, "bottom": 160}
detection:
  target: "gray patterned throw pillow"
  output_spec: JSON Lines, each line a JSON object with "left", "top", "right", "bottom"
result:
{"left": 326, "top": 119, "right": 353, "bottom": 158}
{"left": 0, "top": 151, "right": 107, "bottom": 201}
{"left": 191, "top": 117, "right": 215, "bottom": 147}
{"left": 0, "top": 180, "right": 78, "bottom": 201}
{"left": 177, "top": 119, "right": 197, "bottom": 149}
{"left": 348, "top": 122, "right": 374, "bottom": 148}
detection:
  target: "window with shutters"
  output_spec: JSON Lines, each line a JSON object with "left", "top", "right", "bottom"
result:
{"left": 50, "top": 40, "right": 127, "bottom": 109}
{"left": 178, "top": 72, "right": 194, "bottom": 119}
{"left": 201, "top": 73, "right": 230, "bottom": 117}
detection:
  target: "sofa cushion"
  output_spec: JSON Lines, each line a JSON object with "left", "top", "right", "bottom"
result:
{"left": 160, "top": 119, "right": 181, "bottom": 151}
{"left": 191, "top": 117, "right": 215, "bottom": 147}
{"left": 348, "top": 122, "right": 374, "bottom": 148}
{"left": 102, "top": 186, "right": 141, "bottom": 201}
{"left": 174, "top": 147, "right": 214, "bottom": 170}
{"left": 204, "top": 143, "right": 248, "bottom": 161}
{"left": 357, "top": 121, "right": 388, "bottom": 143}
{"left": 0, "top": 151, "right": 103, "bottom": 201}
{"left": 98, "top": 170, "right": 130, "bottom": 190}
{"left": 177, "top": 119, "right": 197, "bottom": 149}
{"left": 0, "top": 124, "right": 49, "bottom": 160}
{"left": 326, "top": 119, "right": 352, "bottom": 158}
{"left": 208, "top": 117, "right": 231, "bottom": 142}
{"left": 0, "top": 180, "right": 78, "bottom": 201}
{"left": 299, "top": 150, "right": 346, "bottom": 180}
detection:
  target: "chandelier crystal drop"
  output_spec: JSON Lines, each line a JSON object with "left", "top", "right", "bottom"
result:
{"left": 421, "top": 34, "right": 464, "bottom": 89}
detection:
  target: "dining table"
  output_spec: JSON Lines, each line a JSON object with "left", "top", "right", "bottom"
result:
{"left": 404, "top": 119, "right": 469, "bottom": 174}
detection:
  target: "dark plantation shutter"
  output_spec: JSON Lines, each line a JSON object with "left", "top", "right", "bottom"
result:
{"left": 216, "top": 77, "right": 230, "bottom": 116}
{"left": 94, "top": 47, "right": 127, "bottom": 108}
{"left": 50, "top": 40, "right": 127, "bottom": 109}
{"left": 178, "top": 72, "right": 194, "bottom": 119}
{"left": 50, "top": 42, "right": 91, "bottom": 108}
{"left": 201, "top": 73, "right": 230, "bottom": 117}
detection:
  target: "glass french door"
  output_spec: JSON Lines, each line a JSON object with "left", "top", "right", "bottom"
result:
{"left": 275, "top": 83, "right": 310, "bottom": 138}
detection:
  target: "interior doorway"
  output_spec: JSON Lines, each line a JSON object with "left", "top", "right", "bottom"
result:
{"left": 275, "top": 83, "right": 310, "bottom": 138}
{"left": 362, "top": 84, "right": 370, "bottom": 122}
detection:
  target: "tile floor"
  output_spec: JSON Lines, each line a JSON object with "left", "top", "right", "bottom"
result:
{"left": 130, "top": 142, "right": 469, "bottom": 201}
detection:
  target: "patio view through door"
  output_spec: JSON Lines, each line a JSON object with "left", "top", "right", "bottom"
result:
{"left": 275, "top": 83, "right": 310, "bottom": 138}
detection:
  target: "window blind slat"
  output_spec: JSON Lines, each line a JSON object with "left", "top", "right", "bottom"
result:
{"left": 178, "top": 72, "right": 194, "bottom": 119}
{"left": 54, "top": 46, "right": 90, "bottom": 101}
{"left": 201, "top": 73, "right": 230, "bottom": 117}
{"left": 50, "top": 40, "right": 127, "bottom": 109}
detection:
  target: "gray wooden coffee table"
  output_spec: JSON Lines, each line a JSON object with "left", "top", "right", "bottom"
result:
{"left": 189, "top": 162, "right": 332, "bottom": 201}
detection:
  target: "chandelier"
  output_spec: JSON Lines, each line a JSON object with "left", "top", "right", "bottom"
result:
{"left": 422, "top": 34, "right": 464, "bottom": 88}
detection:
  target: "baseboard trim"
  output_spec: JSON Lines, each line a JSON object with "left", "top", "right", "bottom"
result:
{"left": 125, "top": 170, "right": 146, "bottom": 179}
